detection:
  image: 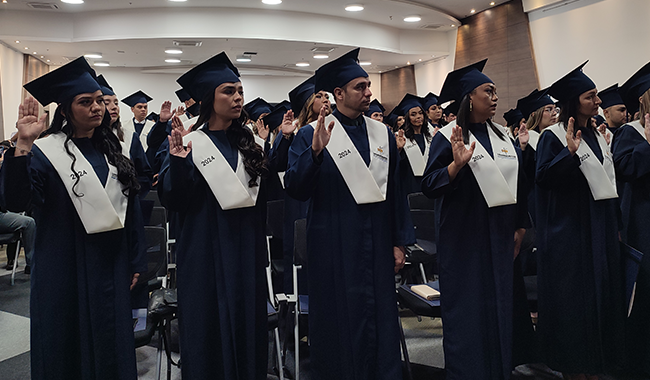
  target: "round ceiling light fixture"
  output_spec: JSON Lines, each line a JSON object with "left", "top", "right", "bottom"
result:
{"left": 164, "top": 48, "right": 183, "bottom": 54}
{"left": 295, "top": 62, "right": 310, "bottom": 67}
{"left": 404, "top": 15, "right": 421, "bottom": 22}
{"left": 345, "top": 4, "right": 364, "bottom": 12}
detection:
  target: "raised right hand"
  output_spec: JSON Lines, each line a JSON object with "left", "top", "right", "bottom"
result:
{"left": 566, "top": 117, "right": 582, "bottom": 155}
{"left": 168, "top": 128, "right": 191, "bottom": 158}
{"left": 450, "top": 125, "right": 475, "bottom": 167}
{"left": 16, "top": 97, "right": 47, "bottom": 151}
{"left": 644, "top": 114, "right": 650, "bottom": 143}
{"left": 312, "top": 105, "right": 335, "bottom": 155}
{"left": 159, "top": 101, "right": 175, "bottom": 123}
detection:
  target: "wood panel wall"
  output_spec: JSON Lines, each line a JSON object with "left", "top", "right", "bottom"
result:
{"left": 380, "top": 65, "right": 417, "bottom": 114}
{"left": 455, "top": 0, "right": 538, "bottom": 126}
{"left": 22, "top": 55, "right": 50, "bottom": 127}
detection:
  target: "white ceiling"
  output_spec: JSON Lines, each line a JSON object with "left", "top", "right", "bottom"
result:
{"left": 0, "top": 0, "right": 507, "bottom": 75}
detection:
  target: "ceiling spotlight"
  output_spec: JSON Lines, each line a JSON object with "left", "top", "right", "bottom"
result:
{"left": 169, "top": 0, "right": 188, "bottom": 2}
{"left": 15, "top": 40, "right": 19, "bottom": 43}
{"left": 61, "top": 0, "right": 85, "bottom": 4}
{"left": 164, "top": 48, "right": 183, "bottom": 54}
{"left": 40, "top": 56, "right": 44, "bottom": 58}
{"left": 94, "top": 61, "right": 110, "bottom": 67}
{"left": 418, "top": 59, "right": 422, "bottom": 62}
{"left": 404, "top": 15, "right": 421, "bottom": 22}
{"left": 313, "top": 54, "right": 329, "bottom": 59}
{"left": 295, "top": 62, "right": 310, "bottom": 67}
{"left": 451, "top": 24, "right": 455, "bottom": 27}
{"left": 360, "top": 61, "right": 371, "bottom": 66}
{"left": 84, "top": 53, "right": 102, "bottom": 59}
{"left": 407, "top": 61, "right": 411, "bottom": 65}
{"left": 2, "top": 1, "right": 7, "bottom": 4}
{"left": 470, "top": 9, "right": 476, "bottom": 13}
{"left": 165, "top": 58, "right": 181, "bottom": 63}
{"left": 24, "top": 47, "right": 28, "bottom": 50}
{"left": 490, "top": 1, "right": 495, "bottom": 5}
{"left": 236, "top": 54, "right": 252, "bottom": 62}
{"left": 47, "top": 59, "right": 50, "bottom": 62}
{"left": 33, "top": 52, "right": 37, "bottom": 54}
{"left": 345, "top": 4, "right": 364, "bottom": 12}
{"left": 262, "top": 0, "right": 282, "bottom": 4}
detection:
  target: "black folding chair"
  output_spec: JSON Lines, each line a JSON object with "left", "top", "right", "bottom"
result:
{"left": 407, "top": 192, "right": 436, "bottom": 211}
{"left": 0, "top": 232, "right": 22, "bottom": 286}
{"left": 266, "top": 200, "right": 286, "bottom": 380}
{"left": 404, "top": 209, "right": 438, "bottom": 284}
{"left": 285, "top": 218, "right": 309, "bottom": 380}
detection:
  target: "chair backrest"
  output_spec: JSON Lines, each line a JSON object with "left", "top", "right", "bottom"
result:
{"left": 410, "top": 209, "right": 437, "bottom": 242}
{"left": 408, "top": 192, "right": 436, "bottom": 211}
{"left": 140, "top": 226, "right": 167, "bottom": 284}
{"left": 148, "top": 207, "right": 167, "bottom": 230}
{"left": 293, "top": 218, "right": 307, "bottom": 266}
{"left": 144, "top": 191, "right": 162, "bottom": 208}
{"left": 266, "top": 199, "right": 284, "bottom": 238}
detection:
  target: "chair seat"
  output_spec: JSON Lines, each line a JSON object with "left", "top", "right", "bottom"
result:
{"left": 298, "top": 295, "right": 309, "bottom": 314}
{"left": 0, "top": 232, "right": 20, "bottom": 244}
{"left": 134, "top": 318, "right": 157, "bottom": 348}
{"left": 405, "top": 240, "right": 437, "bottom": 264}
{"left": 397, "top": 281, "right": 441, "bottom": 318}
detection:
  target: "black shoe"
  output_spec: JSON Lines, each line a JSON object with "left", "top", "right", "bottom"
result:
{"left": 24, "top": 265, "right": 31, "bottom": 275}
{"left": 5, "top": 260, "right": 14, "bottom": 270}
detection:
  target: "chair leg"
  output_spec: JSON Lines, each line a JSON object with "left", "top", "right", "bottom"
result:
{"left": 156, "top": 324, "right": 163, "bottom": 380}
{"left": 274, "top": 328, "right": 285, "bottom": 380}
{"left": 294, "top": 301, "right": 300, "bottom": 380}
{"left": 10, "top": 241, "right": 21, "bottom": 286}
{"left": 398, "top": 315, "right": 414, "bottom": 380}
{"left": 419, "top": 263, "right": 427, "bottom": 284}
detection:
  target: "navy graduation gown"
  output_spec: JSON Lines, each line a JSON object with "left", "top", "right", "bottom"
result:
{"left": 125, "top": 131, "right": 153, "bottom": 196}
{"left": 284, "top": 110, "right": 415, "bottom": 380}
{"left": 158, "top": 128, "right": 268, "bottom": 380}
{"left": 0, "top": 138, "right": 146, "bottom": 380}
{"left": 399, "top": 133, "right": 427, "bottom": 195}
{"left": 611, "top": 124, "right": 650, "bottom": 375}
{"left": 535, "top": 126, "right": 626, "bottom": 374}
{"left": 421, "top": 122, "right": 530, "bottom": 380}
{"left": 268, "top": 133, "right": 309, "bottom": 293}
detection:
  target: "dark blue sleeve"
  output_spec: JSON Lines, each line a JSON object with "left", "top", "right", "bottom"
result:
{"left": 146, "top": 120, "right": 172, "bottom": 165}
{"left": 611, "top": 124, "right": 650, "bottom": 183}
{"left": 268, "top": 133, "right": 293, "bottom": 172}
{"left": 284, "top": 126, "right": 322, "bottom": 202}
{"left": 126, "top": 192, "right": 148, "bottom": 274}
{"left": 157, "top": 150, "right": 200, "bottom": 211}
{"left": 0, "top": 148, "right": 46, "bottom": 212}
{"left": 128, "top": 134, "right": 153, "bottom": 195}
{"left": 515, "top": 147, "right": 531, "bottom": 229}
{"left": 535, "top": 131, "right": 581, "bottom": 189}
{"left": 389, "top": 129, "right": 416, "bottom": 246}
{"left": 421, "top": 132, "right": 465, "bottom": 198}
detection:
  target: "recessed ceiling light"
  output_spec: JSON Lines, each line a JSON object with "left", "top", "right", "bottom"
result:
{"left": 32, "top": 52, "right": 37, "bottom": 54}
{"left": 169, "top": 0, "right": 188, "bottom": 2}
{"left": 262, "top": 0, "right": 282, "bottom": 4}
{"left": 360, "top": 61, "right": 371, "bottom": 66}
{"left": 470, "top": 9, "right": 476, "bottom": 13}
{"left": 451, "top": 24, "right": 455, "bottom": 27}
{"left": 84, "top": 53, "right": 102, "bottom": 59}
{"left": 490, "top": 1, "right": 495, "bottom": 5}
{"left": 165, "top": 48, "right": 183, "bottom": 54}
{"left": 296, "top": 62, "right": 310, "bottom": 67}
{"left": 94, "top": 61, "right": 110, "bottom": 67}
{"left": 165, "top": 58, "right": 181, "bottom": 63}
{"left": 407, "top": 61, "right": 411, "bottom": 65}
{"left": 24, "top": 47, "right": 28, "bottom": 50}
{"left": 345, "top": 4, "right": 364, "bottom": 12}
{"left": 313, "top": 54, "right": 329, "bottom": 59}
{"left": 236, "top": 55, "right": 252, "bottom": 62}
{"left": 47, "top": 59, "right": 50, "bottom": 62}
{"left": 15, "top": 40, "right": 19, "bottom": 43}
{"left": 61, "top": 0, "right": 85, "bottom": 4}
{"left": 40, "top": 56, "right": 44, "bottom": 58}
{"left": 418, "top": 59, "right": 422, "bottom": 62}
{"left": 404, "top": 15, "right": 421, "bottom": 22}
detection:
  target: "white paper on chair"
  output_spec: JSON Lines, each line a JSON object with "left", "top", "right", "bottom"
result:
{"left": 133, "top": 308, "right": 147, "bottom": 332}
{"left": 411, "top": 284, "right": 440, "bottom": 301}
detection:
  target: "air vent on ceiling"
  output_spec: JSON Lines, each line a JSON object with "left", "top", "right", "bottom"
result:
{"left": 172, "top": 40, "right": 203, "bottom": 47}
{"left": 419, "top": 24, "right": 443, "bottom": 30}
{"left": 243, "top": 52, "right": 258, "bottom": 56}
{"left": 27, "top": 2, "right": 59, "bottom": 10}
{"left": 311, "top": 47, "right": 336, "bottom": 53}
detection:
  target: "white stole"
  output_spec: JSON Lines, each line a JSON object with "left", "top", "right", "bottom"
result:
{"left": 404, "top": 124, "right": 434, "bottom": 176}
{"left": 545, "top": 122, "right": 617, "bottom": 200}
{"left": 628, "top": 120, "right": 645, "bottom": 140}
{"left": 183, "top": 116, "right": 198, "bottom": 131}
{"left": 528, "top": 129, "right": 540, "bottom": 151}
{"left": 440, "top": 121, "right": 519, "bottom": 207}
{"left": 122, "top": 118, "right": 155, "bottom": 151}
{"left": 320, "top": 114, "right": 389, "bottom": 204}
{"left": 35, "top": 133, "right": 128, "bottom": 234}
{"left": 183, "top": 127, "right": 260, "bottom": 210}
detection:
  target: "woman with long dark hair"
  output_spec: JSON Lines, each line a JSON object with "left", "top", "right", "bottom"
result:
{"left": 0, "top": 57, "right": 145, "bottom": 380}
{"left": 421, "top": 59, "right": 530, "bottom": 380}
{"left": 535, "top": 62, "right": 625, "bottom": 379}
{"left": 611, "top": 61, "right": 650, "bottom": 377}
{"left": 158, "top": 52, "right": 269, "bottom": 379}
{"left": 395, "top": 93, "right": 433, "bottom": 194}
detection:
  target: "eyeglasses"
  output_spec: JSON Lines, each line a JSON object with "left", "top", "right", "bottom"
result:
{"left": 543, "top": 106, "right": 557, "bottom": 114}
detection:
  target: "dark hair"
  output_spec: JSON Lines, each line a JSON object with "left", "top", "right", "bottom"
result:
{"left": 456, "top": 93, "right": 504, "bottom": 144}
{"left": 111, "top": 117, "right": 125, "bottom": 142}
{"left": 45, "top": 102, "right": 140, "bottom": 197}
{"left": 403, "top": 106, "right": 432, "bottom": 144}
{"left": 558, "top": 95, "right": 586, "bottom": 130}
{"left": 193, "top": 90, "right": 268, "bottom": 187}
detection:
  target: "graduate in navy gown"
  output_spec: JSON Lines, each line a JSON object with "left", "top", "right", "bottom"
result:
{"left": 612, "top": 61, "right": 650, "bottom": 377}
{"left": 365, "top": 99, "right": 385, "bottom": 123}
{"left": 284, "top": 48, "right": 415, "bottom": 380}
{"left": 0, "top": 57, "right": 146, "bottom": 380}
{"left": 158, "top": 52, "right": 268, "bottom": 380}
{"left": 421, "top": 59, "right": 531, "bottom": 380}
{"left": 535, "top": 62, "right": 626, "bottom": 379}
{"left": 423, "top": 92, "right": 443, "bottom": 131}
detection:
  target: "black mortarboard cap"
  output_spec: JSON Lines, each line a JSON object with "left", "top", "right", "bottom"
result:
{"left": 96, "top": 74, "right": 114, "bottom": 96}
{"left": 364, "top": 99, "right": 385, "bottom": 117}
{"left": 516, "top": 89, "right": 554, "bottom": 119}
{"left": 244, "top": 97, "right": 273, "bottom": 121}
{"left": 289, "top": 76, "right": 316, "bottom": 114}
{"left": 186, "top": 102, "right": 201, "bottom": 117}
{"left": 619, "top": 61, "right": 650, "bottom": 115}
{"left": 547, "top": 61, "right": 596, "bottom": 103}
{"left": 122, "top": 90, "right": 153, "bottom": 107}
{"left": 423, "top": 92, "right": 439, "bottom": 110}
{"left": 384, "top": 112, "right": 398, "bottom": 128}
{"left": 146, "top": 112, "right": 159, "bottom": 122}
{"left": 443, "top": 101, "right": 459, "bottom": 116}
{"left": 391, "top": 93, "right": 424, "bottom": 117}
{"left": 598, "top": 84, "right": 624, "bottom": 109}
{"left": 175, "top": 88, "right": 191, "bottom": 102}
{"left": 275, "top": 100, "right": 292, "bottom": 112}
{"left": 262, "top": 104, "right": 289, "bottom": 130}
{"left": 23, "top": 56, "right": 100, "bottom": 106}
{"left": 592, "top": 114, "right": 606, "bottom": 126}
{"left": 438, "top": 59, "right": 491, "bottom": 104}
{"left": 314, "top": 48, "right": 368, "bottom": 93}
{"left": 176, "top": 52, "right": 240, "bottom": 102}
{"left": 503, "top": 108, "right": 524, "bottom": 127}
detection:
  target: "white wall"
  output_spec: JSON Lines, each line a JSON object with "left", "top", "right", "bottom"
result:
{"left": 0, "top": 42, "right": 25, "bottom": 140}
{"left": 414, "top": 30, "right": 457, "bottom": 97}
{"left": 528, "top": 0, "right": 649, "bottom": 91}
{"left": 95, "top": 67, "right": 308, "bottom": 119}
